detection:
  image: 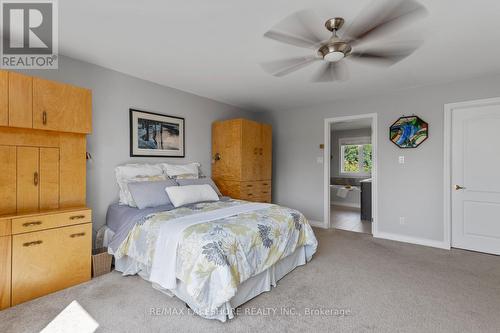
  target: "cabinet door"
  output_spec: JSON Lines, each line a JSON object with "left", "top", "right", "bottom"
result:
{"left": 260, "top": 124, "right": 272, "bottom": 180}
{"left": 212, "top": 119, "right": 242, "bottom": 181}
{"left": 0, "top": 145, "right": 16, "bottom": 215}
{"left": 59, "top": 134, "right": 86, "bottom": 207}
{"left": 11, "top": 223, "right": 91, "bottom": 306}
{"left": 8, "top": 72, "right": 33, "bottom": 129}
{"left": 33, "top": 78, "right": 92, "bottom": 134}
{"left": 0, "top": 235, "right": 11, "bottom": 310}
{"left": 0, "top": 71, "right": 8, "bottom": 126}
{"left": 17, "top": 147, "right": 39, "bottom": 213}
{"left": 241, "top": 120, "right": 262, "bottom": 181}
{"left": 39, "top": 147, "right": 59, "bottom": 210}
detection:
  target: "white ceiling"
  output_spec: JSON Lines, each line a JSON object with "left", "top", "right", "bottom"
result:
{"left": 60, "top": 0, "right": 500, "bottom": 112}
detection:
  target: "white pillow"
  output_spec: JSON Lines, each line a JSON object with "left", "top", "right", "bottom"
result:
{"left": 115, "top": 164, "right": 164, "bottom": 205}
{"left": 165, "top": 184, "right": 219, "bottom": 208}
{"left": 160, "top": 162, "right": 200, "bottom": 179}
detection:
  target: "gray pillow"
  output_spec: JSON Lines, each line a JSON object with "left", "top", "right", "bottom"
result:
{"left": 128, "top": 179, "right": 178, "bottom": 209}
{"left": 175, "top": 178, "right": 222, "bottom": 196}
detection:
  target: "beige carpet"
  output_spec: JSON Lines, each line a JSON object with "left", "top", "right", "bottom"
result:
{"left": 2, "top": 228, "right": 500, "bottom": 333}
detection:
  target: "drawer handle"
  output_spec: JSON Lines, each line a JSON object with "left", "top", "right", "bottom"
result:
{"left": 70, "top": 232, "right": 86, "bottom": 238}
{"left": 34, "top": 172, "right": 39, "bottom": 186}
{"left": 246, "top": 184, "right": 253, "bottom": 187}
{"left": 262, "top": 191, "right": 269, "bottom": 194}
{"left": 262, "top": 183, "right": 268, "bottom": 186}
{"left": 69, "top": 215, "right": 86, "bottom": 220}
{"left": 247, "top": 193, "right": 253, "bottom": 196}
{"left": 42, "top": 111, "right": 47, "bottom": 125}
{"left": 22, "top": 221, "right": 42, "bottom": 227}
{"left": 23, "top": 240, "right": 43, "bottom": 247}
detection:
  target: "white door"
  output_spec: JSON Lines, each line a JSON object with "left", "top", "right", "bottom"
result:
{"left": 451, "top": 102, "right": 500, "bottom": 254}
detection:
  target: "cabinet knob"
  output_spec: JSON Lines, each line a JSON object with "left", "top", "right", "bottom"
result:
{"left": 259, "top": 148, "right": 263, "bottom": 155}
{"left": 42, "top": 111, "right": 47, "bottom": 125}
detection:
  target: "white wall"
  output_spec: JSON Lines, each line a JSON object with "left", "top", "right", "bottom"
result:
{"left": 264, "top": 74, "right": 500, "bottom": 245}
{"left": 22, "top": 56, "right": 257, "bottom": 233}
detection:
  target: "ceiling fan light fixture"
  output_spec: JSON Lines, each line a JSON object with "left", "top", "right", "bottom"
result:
{"left": 318, "top": 42, "right": 351, "bottom": 62}
{"left": 324, "top": 51, "right": 344, "bottom": 62}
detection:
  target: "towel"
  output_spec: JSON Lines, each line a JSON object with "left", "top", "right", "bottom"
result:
{"left": 336, "top": 187, "right": 349, "bottom": 198}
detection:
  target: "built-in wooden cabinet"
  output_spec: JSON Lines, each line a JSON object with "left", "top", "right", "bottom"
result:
{"left": 0, "top": 146, "right": 16, "bottom": 215}
{"left": 8, "top": 72, "right": 33, "bottom": 129}
{"left": 33, "top": 77, "right": 92, "bottom": 134}
{"left": 0, "top": 70, "right": 92, "bottom": 310}
{"left": 212, "top": 118, "right": 272, "bottom": 203}
{"left": 0, "top": 70, "right": 92, "bottom": 134}
{"left": 0, "top": 71, "right": 8, "bottom": 126}
{"left": 0, "top": 233, "right": 11, "bottom": 310}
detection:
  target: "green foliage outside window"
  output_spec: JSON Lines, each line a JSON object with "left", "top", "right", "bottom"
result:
{"left": 341, "top": 143, "right": 372, "bottom": 174}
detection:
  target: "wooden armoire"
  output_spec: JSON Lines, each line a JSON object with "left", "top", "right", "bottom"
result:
{"left": 212, "top": 118, "right": 272, "bottom": 203}
{"left": 0, "top": 70, "right": 92, "bottom": 310}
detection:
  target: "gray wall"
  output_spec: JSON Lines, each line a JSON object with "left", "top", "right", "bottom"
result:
{"left": 22, "top": 56, "right": 257, "bottom": 233}
{"left": 264, "top": 74, "right": 500, "bottom": 243}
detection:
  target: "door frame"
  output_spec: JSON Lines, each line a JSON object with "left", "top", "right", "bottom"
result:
{"left": 443, "top": 97, "right": 500, "bottom": 249}
{"left": 323, "top": 113, "right": 378, "bottom": 234}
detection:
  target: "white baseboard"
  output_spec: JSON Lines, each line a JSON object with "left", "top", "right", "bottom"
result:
{"left": 373, "top": 231, "right": 450, "bottom": 250}
{"left": 308, "top": 220, "right": 327, "bottom": 229}
{"left": 331, "top": 201, "right": 361, "bottom": 209}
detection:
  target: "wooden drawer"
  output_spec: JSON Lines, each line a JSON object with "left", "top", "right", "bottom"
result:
{"left": 12, "top": 209, "right": 91, "bottom": 235}
{"left": 11, "top": 223, "right": 91, "bottom": 306}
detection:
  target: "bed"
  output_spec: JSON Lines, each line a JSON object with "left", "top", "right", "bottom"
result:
{"left": 105, "top": 198, "right": 318, "bottom": 322}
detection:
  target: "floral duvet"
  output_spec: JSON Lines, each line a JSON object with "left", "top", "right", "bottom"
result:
{"left": 114, "top": 199, "right": 318, "bottom": 312}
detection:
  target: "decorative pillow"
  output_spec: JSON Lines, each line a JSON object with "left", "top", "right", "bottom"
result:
{"left": 120, "top": 175, "right": 167, "bottom": 207}
{"left": 115, "top": 164, "right": 164, "bottom": 205}
{"left": 128, "top": 179, "right": 178, "bottom": 209}
{"left": 175, "top": 178, "right": 222, "bottom": 196}
{"left": 165, "top": 184, "right": 219, "bottom": 208}
{"left": 160, "top": 162, "right": 200, "bottom": 179}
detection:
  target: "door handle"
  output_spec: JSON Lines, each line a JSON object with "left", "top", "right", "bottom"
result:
{"left": 34, "top": 172, "right": 39, "bottom": 186}
{"left": 42, "top": 111, "right": 47, "bottom": 125}
{"left": 455, "top": 185, "right": 466, "bottom": 190}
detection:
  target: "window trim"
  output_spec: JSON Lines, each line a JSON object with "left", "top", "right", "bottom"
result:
{"left": 339, "top": 137, "right": 372, "bottom": 177}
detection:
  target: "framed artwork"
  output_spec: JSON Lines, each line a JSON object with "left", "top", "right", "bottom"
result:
{"left": 389, "top": 115, "right": 428, "bottom": 148}
{"left": 129, "top": 109, "right": 185, "bottom": 157}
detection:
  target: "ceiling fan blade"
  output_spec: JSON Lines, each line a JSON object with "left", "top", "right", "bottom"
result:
{"left": 312, "top": 61, "right": 348, "bottom": 82}
{"left": 349, "top": 42, "right": 421, "bottom": 66}
{"left": 263, "top": 30, "right": 318, "bottom": 49}
{"left": 263, "top": 10, "right": 326, "bottom": 49}
{"left": 343, "top": 0, "right": 427, "bottom": 45}
{"left": 261, "top": 56, "right": 320, "bottom": 77}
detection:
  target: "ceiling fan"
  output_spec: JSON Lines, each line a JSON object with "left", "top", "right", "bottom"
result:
{"left": 261, "top": 0, "right": 428, "bottom": 82}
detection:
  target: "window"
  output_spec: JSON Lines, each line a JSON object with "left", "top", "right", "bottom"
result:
{"left": 339, "top": 137, "right": 372, "bottom": 176}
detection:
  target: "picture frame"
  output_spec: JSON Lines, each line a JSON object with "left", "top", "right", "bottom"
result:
{"left": 129, "top": 109, "right": 185, "bottom": 157}
{"left": 389, "top": 115, "right": 428, "bottom": 149}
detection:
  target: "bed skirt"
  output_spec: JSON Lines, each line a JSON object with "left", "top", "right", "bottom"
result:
{"left": 114, "top": 246, "right": 307, "bottom": 322}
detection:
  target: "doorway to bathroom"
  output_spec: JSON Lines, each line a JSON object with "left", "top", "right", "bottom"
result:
{"left": 323, "top": 114, "right": 378, "bottom": 235}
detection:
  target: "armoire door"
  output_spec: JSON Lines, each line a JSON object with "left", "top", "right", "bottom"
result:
{"left": 241, "top": 120, "right": 262, "bottom": 181}
{"left": 0, "top": 145, "right": 16, "bottom": 215}
{"left": 17, "top": 147, "right": 39, "bottom": 213}
{"left": 212, "top": 119, "right": 242, "bottom": 181}
{"left": 33, "top": 78, "right": 92, "bottom": 134}
{"left": 39, "top": 147, "right": 60, "bottom": 210}
{"left": 260, "top": 124, "right": 272, "bottom": 180}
